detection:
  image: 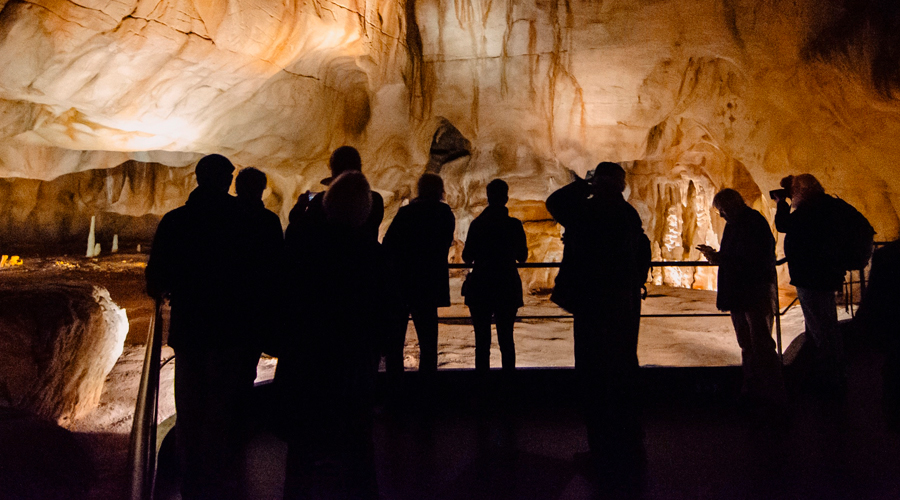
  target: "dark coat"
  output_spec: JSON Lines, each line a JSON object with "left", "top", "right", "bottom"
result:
{"left": 546, "top": 180, "right": 649, "bottom": 313}
{"left": 275, "top": 223, "right": 404, "bottom": 436}
{"left": 859, "top": 241, "right": 900, "bottom": 343}
{"left": 383, "top": 199, "right": 456, "bottom": 308}
{"left": 775, "top": 192, "right": 845, "bottom": 291}
{"left": 284, "top": 190, "right": 384, "bottom": 251}
{"left": 146, "top": 186, "right": 249, "bottom": 350}
{"left": 715, "top": 206, "right": 775, "bottom": 311}
{"left": 237, "top": 198, "right": 285, "bottom": 354}
{"left": 462, "top": 205, "right": 528, "bottom": 309}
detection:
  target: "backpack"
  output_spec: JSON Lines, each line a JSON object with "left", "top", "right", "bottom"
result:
{"left": 831, "top": 196, "right": 875, "bottom": 270}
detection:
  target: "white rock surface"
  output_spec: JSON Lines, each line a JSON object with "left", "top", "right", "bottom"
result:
{"left": 0, "top": 282, "right": 128, "bottom": 425}
{"left": 0, "top": 0, "right": 897, "bottom": 285}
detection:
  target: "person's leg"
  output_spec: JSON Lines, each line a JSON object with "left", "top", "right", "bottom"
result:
{"left": 411, "top": 306, "right": 439, "bottom": 373}
{"left": 731, "top": 309, "right": 757, "bottom": 396}
{"left": 796, "top": 287, "right": 845, "bottom": 388}
{"left": 384, "top": 308, "right": 410, "bottom": 375}
{"left": 573, "top": 312, "right": 604, "bottom": 454}
{"left": 175, "top": 347, "right": 251, "bottom": 500}
{"left": 469, "top": 305, "right": 493, "bottom": 373}
{"left": 495, "top": 307, "right": 518, "bottom": 372}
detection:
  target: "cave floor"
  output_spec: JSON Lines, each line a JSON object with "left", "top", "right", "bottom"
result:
{"left": 1, "top": 253, "right": 858, "bottom": 499}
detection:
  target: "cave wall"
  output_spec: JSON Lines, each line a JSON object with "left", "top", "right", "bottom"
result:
{"left": 1, "top": 0, "right": 899, "bottom": 284}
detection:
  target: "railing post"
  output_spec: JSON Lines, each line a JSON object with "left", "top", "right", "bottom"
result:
{"left": 128, "top": 297, "right": 166, "bottom": 500}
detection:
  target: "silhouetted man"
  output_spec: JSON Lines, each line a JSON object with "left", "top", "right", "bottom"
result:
{"left": 275, "top": 171, "right": 402, "bottom": 500}
{"left": 235, "top": 167, "right": 284, "bottom": 356}
{"left": 462, "top": 179, "right": 528, "bottom": 373}
{"left": 546, "top": 162, "right": 650, "bottom": 474}
{"left": 860, "top": 240, "right": 900, "bottom": 426}
{"left": 774, "top": 174, "right": 847, "bottom": 391}
{"left": 698, "top": 189, "right": 786, "bottom": 416}
{"left": 146, "top": 154, "right": 256, "bottom": 500}
{"left": 285, "top": 146, "right": 384, "bottom": 252}
{"left": 383, "top": 173, "right": 456, "bottom": 374}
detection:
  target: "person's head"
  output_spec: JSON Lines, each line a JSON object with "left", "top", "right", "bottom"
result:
{"left": 322, "top": 146, "right": 363, "bottom": 185}
{"left": 712, "top": 188, "right": 746, "bottom": 222}
{"left": 323, "top": 171, "right": 372, "bottom": 229}
{"left": 235, "top": 167, "right": 267, "bottom": 201}
{"left": 486, "top": 179, "right": 509, "bottom": 206}
{"left": 416, "top": 173, "right": 444, "bottom": 202}
{"left": 590, "top": 161, "right": 627, "bottom": 196}
{"left": 791, "top": 173, "right": 825, "bottom": 206}
{"left": 195, "top": 154, "right": 235, "bottom": 192}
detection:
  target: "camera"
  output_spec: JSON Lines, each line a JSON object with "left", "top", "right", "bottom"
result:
{"left": 769, "top": 188, "right": 790, "bottom": 201}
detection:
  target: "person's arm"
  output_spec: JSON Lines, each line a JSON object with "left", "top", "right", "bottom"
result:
{"left": 514, "top": 220, "right": 528, "bottom": 263}
{"left": 145, "top": 214, "right": 176, "bottom": 298}
{"left": 382, "top": 207, "right": 406, "bottom": 255}
{"left": 442, "top": 205, "right": 456, "bottom": 250}
{"left": 774, "top": 199, "right": 792, "bottom": 233}
{"left": 367, "top": 191, "right": 385, "bottom": 242}
{"left": 462, "top": 219, "right": 479, "bottom": 264}
{"left": 545, "top": 179, "right": 590, "bottom": 227}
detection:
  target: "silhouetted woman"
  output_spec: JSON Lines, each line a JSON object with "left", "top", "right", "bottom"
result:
{"left": 275, "top": 171, "right": 402, "bottom": 500}
{"left": 383, "top": 173, "right": 456, "bottom": 374}
{"left": 462, "top": 179, "right": 528, "bottom": 372}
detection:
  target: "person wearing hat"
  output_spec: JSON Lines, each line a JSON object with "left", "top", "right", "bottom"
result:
{"left": 147, "top": 154, "right": 258, "bottom": 500}
{"left": 285, "top": 146, "right": 385, "bottom": 252}
{"left": 545, "top": 161, "right": 651, "bottom": 477}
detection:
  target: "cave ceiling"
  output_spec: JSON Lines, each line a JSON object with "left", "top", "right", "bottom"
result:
{"left": 1, "top": 0, "right": 899, "bottom": 259}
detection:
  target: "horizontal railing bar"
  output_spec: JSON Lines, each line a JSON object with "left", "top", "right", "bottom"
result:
{"left": 434, "top": 312, "right": 731, "bottom": 321}
{"left": 449, "top": 261, "right": 719, "bottom": 269}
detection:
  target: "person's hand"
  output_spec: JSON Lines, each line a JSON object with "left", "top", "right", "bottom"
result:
{"left": 696, "top": 245, "right": 719, "bottom": 264}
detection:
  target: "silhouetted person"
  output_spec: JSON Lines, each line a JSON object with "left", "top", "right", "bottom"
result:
{"left": 774, "top": 174, "right": 847, "bottom": 391}
{"left": 146, "top": 154, "right": 257, "bottom": 500}
{"left": 462, "top": 179, "right": 528, "bottom": 373}
{"left": 235, "top": 167, "right": 285, "bottom": 357}
{"left": 546, "top": 162, "right": 650, "bottom": 475}
{"left": 383, "top": 173, "right": 456, "bottom": 374}
{"left": 275, "top": 171, "right": 402, "bottom": 500}
{"left": 285, "top": 146, "right": 384, "bottom": 252}
{"left": 698, "top": 189, "right": 787, "bottom": 417}
{"left": 859, "top": 240, "right": 900, "bottom": 426}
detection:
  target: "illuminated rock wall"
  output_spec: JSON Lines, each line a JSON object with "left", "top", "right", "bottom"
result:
{"left": 1, "top": 0, "right": 899, "bottom": 286}
{"left": 0, "top": 282, "right": 128, "bottom": 424}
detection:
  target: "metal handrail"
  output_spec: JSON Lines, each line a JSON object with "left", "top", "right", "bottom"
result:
{"left": 446, "top": 259, "right": 796, "bottom": 357}
{"left": 128, "top": 297, "right": 167, "bottom": 500}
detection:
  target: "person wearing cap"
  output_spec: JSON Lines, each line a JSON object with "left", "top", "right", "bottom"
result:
{"left": 546, "top": 161, "right": 650, "bottom": 476}
{"left": 146, "top": 154, "right": 258, "bottom": 499}
{"left": 285, "top": 146, "right": 385, "bottom": 253}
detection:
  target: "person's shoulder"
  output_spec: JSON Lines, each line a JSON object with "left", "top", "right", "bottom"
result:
{"left": 158, "top": 204, "right": 190, "bottom": 226}
{"left": 371, "top": 190, "right": 385, "bottom": 206}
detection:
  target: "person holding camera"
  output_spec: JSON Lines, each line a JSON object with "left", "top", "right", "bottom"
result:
{"left": 773, "top": 174, "right": 847, "bottom": 392}
{"left": 697, "top": 189, "right": 786, "bottom": 417}
{"left": 546, "top": 162, "right": 651, "bottom": 475}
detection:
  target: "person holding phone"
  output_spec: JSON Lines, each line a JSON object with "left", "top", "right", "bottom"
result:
{"left": 697, "top": 189, "right": 786, "bottom": 420}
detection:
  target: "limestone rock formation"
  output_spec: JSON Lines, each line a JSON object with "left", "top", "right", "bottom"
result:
{"left": 0, "top": 282, "right": 129, "bottom": 425}
{"left": 0, "top": 0, "right": 899, "bottom": 286}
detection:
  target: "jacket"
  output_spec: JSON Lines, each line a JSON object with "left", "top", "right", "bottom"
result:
{"left": 462, "top": 205, "right": 528, "bottom": 309}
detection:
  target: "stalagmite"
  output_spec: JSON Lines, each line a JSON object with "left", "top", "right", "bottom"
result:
{"left": 85, "top": 217, "right": 96, "bottom": 258}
